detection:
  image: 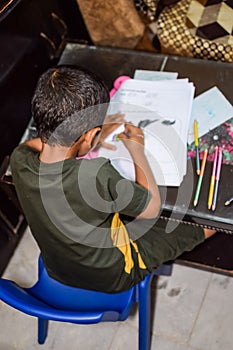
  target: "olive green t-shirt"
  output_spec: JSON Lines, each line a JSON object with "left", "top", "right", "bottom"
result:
{"left": 10, "top": 145, "right": 151, "bottom": 292}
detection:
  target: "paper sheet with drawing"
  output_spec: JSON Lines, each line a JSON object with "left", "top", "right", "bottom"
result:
{"left": 99, "top": 78, "right": 195, "bottom": 186}
{"left": 187, "top": 86, "right": 233, "bottom": 145}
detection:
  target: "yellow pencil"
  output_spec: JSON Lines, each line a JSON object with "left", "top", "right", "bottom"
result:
{"left": 207, "top": 146, "right": 218, "bottom": 210}
{"left": 194, "top": 120, "right": 200, "bottom": 175}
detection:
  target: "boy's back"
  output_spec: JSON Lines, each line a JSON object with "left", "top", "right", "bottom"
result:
{"left": 11, "top": 144, "right": 150, "bottom": 292}
{"left": 10, "top": 65, "right": 214, "bottom": 293}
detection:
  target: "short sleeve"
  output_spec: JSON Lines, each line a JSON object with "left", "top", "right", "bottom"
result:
{"left": 97, "top": 158, "right": 152, "bottom": 218}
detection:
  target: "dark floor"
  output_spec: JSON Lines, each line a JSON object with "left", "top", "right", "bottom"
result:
{"left": 177, "top": 231, "right": 233, "bottom": 274}
{"left": 0, "top": 218, "right": 26, "bottom": 276}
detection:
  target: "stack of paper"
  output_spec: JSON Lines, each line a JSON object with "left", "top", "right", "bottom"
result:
{"left": 99, "top": 71, "right": 195, "bottom": 186}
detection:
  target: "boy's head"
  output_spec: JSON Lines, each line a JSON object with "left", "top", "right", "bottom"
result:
{"left": 32, "top": 65, "right": 110, "bottom": 146}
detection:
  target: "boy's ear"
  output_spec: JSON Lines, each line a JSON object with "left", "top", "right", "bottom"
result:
{"left": 84, "top": 127, "right": 101, "bottom": 147}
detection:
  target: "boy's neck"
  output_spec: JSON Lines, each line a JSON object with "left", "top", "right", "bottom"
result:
{"left": 39, "top": 143, "right": 78, "bottom": 163}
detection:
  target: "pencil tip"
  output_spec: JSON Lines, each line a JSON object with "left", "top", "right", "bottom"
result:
{"left": 194, "top": 200, "right": 197, "bottom": 207}
{"left": 212, "top": 205, "right": 216, "bottom": 211}
{"left": 224, "top": 200, "right": 230, "bottom": 206}
{"left": 196, "top": 170, "right": 200, "bottom": 175}
{"left": 208, "top": 204, "right": 211, "bottom": 210}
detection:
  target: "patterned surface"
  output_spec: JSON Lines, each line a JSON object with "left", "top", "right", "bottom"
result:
{"left": 133, "top": 0, "right": 158, "bottom": 22}
{"left": 186, "top": 0, "right": 233, "bottom": 44}
{"left": 188, "top": 118, "right": 233, "bottom": 165}
{"left": 156, "top": 0, "right": 233, "bottom": 62}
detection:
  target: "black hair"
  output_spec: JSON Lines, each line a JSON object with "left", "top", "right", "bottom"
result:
{"left": 32, "top": 65, "right": 110, "bottom": 146}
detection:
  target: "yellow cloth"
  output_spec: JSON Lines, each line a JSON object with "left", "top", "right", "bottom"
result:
{"left": 111, "top": 212, "right": 147, "bottom": 274}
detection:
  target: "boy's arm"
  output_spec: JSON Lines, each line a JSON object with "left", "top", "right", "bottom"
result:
{"left": 119, "top": 124, "right": 161, "bottom": 219}
{"left": 132, "top": 148, "right": 161, "bottom": 219}
{"left": 20, "top": 138, "right": 43, "bottom": 152}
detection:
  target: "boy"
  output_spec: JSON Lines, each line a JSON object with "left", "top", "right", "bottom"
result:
{"left": 10, "top": 65, "right": 215, "bottom": 293}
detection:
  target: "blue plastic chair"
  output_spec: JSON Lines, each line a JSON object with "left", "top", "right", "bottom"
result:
{"left": 0, "top": 255, "right": 172, "bottom": 349}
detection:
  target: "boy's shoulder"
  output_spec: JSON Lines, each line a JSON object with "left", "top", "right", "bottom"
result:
{"left": 12, "top": 144, "right": 36, "bottom": 155}
{"left": 11, "top": 144, "right": 35, "bottom": 161}
{"left": 78, "top": 156, "right": 112, "bottom": 171}
{"left": 78, "top": 156, "right": 122, "bottom": 180}
{"left": 10, "top": 145, "right": 38, "bottom": 173}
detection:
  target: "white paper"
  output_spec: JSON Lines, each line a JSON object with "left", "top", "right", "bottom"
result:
{"left": 188, "top": 87, "right": 233, "bottom": 144}
{"left": 133, "top": 70, "right": 178, "bottom": 81}
{"left": 100, "top": 78, "right": 195, "bottom": 186}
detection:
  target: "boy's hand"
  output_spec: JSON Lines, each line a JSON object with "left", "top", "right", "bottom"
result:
{"left": 98, "top": 113, "right": 125, "bottom": 150}
{"left": 119, "top": 123, "right": 144, "bottom": 154}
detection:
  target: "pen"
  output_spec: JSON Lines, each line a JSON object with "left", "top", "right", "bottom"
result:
{"left": 193, "top": 148, "right": 208, "bottom": 207}
{"left": 124, "top": 132, "right": 144, "bottom": 138}
{"left": 194, "top": 120, "right": 200, "bottom": 175}
{"left": 207, "top": 146, "right": 218, "bottom": 210}
{"left": 225, "top": 197, "right": 233, "bottom": 206}
{"left": 212, "top": 147, "right": 223, "bottom": 211}
{"left": 112, "top": 132, "right": 144, "bottom": 141}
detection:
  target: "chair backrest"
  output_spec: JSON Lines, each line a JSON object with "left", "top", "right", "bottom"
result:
{"left": 29, "top": 256, "right": 137, "bottom": 314}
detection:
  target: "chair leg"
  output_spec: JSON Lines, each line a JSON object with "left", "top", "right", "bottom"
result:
{"left": 138, "top": 278, "right": 153, "bottom": 350}
{"left": 138, "top": 265, "right": 173, "bottom": 349}
{"left": 38, "top": 318, "right": 49, "bottom": 344}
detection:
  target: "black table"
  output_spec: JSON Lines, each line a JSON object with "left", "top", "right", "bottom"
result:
{"left": 59, "top": 43, "right": 233, "bottom": 275}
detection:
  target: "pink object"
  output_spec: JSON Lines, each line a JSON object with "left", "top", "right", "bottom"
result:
{"left": 109, "top": 75, "right": 131, "bottom": 98}
{"left": 215, "top": 147, "right": 223, "bottom": 181}
{"left": 76, "top": 148, "right": 99, "bottom": 160}
{"left": 211, "top": 147, "right": 223, "bottom": 210}
{"left": 211, "top": 146, "right": 218, "bottom": 178}
{"left": 109, "top": 88, "right": 117, "bottom": 98}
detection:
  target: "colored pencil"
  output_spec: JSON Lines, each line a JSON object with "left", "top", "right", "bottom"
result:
{"left": 193, "top": 148, "right": 208, "bottom": 207}
{"left": 212, "top": 147, "right": 223, "bottom": 211}
{"left": 207, "top": 146, "right": 218, "bottom": 210}
{"left": 194, "top": 120, "right": 200, "bottom": 175}
{"left": 225, "top": 197, "right": 233, "bottom": 206}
